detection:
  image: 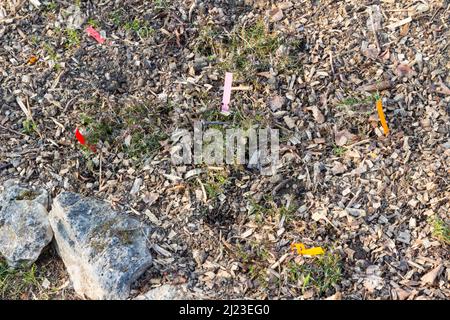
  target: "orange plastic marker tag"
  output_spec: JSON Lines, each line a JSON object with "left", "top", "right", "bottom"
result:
{"left": 27, "top": 56, "right": 38, "bottom": 65}
{"left": 376, "top": 99, "right": 389, "bottom": 136}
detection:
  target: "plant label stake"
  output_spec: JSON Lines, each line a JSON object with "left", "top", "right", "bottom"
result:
{"left": 291, "top": 243, "right": 325, "bottom": 256}
{"left": 376, "top": 98, "right": 389, "bottom": 136}
{"left": 221, "top": 72, "right": 233, "bottom": 115}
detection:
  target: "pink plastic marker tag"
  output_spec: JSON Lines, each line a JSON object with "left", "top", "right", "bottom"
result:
{"left": 86, "top": 26, "right": 105, "bottom": 44}
{"left": 221, "top": 72, "right": 233, "bottom": 114}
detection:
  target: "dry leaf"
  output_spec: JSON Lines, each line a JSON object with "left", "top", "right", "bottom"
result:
{"left": 309, "top": 106, "right": 325, "bottom": 123}
{"left": 268, "top": 8, "right": 284, "bottom": 22}
{"left": 421, "top": 264, "right": 443, "bottom": 285}
{"left": 396, "top": 63, "right": 415, "bottom": 78}
{"left": 334, "top": 129, "right": 355, "bottom": 146}
{"left": 400, "top": 23, "right": 409, "bottom": 36}
{"left": 357, "top": 80, "right": 392, "bottom": 92}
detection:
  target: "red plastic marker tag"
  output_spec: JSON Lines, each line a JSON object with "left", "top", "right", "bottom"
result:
{"left": 86, "top": 26, "right": 105, "bottom": 44}
{"left": 75, "top": 128, "right": 97, "bottom": 152}
{"left": 75, "top": 128, "right": 86, "bottom": 145}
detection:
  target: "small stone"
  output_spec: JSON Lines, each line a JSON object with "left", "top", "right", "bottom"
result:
{"left": 396, "top": 231, "right": 411, "bottom": 244}
{"left": 21, "top": 75, "right": 31, "bottom": 83}
{"left": 378, "top": 215, "right": 389, "bottom": 224}
{"left": 134, "top": 284, "right": 200, "bottom": 300}
{"left": 416, "top": 3, "right": 429, "bottom": 13}
{"left": 42, "top": 278, "right": 51, "bottom": 289}
{"left": 346, "top": 207, "right": 366, "bottom": 218}
{"left": 130, "top": 177, "right": 143, "bottom": 195}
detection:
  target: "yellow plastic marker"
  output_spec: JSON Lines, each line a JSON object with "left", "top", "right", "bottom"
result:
{"left": 301, "top": 247, "right": 325, "bottom": 255}
{"left": 291, "top": 243, "right": 325, "bottom": 256}
{"left": 376, "top": 98, "right": 389, "bottom": 136}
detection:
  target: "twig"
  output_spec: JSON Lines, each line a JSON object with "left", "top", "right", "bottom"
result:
{"left": 188, "top": 0, "right": 197, "bottom": 22}
{"left": 368, "top": 7, "right": 381, "bottom": 52}
{"left": 196, "top": 177, "right": 207, "bottom": 203}
{"left": 231, "top": 86, "right": 252, "bottom": 91}
{"left": 329, "top": 50, "right": 335, "bottom": 75}
{"left": 0, "top": 124, "right": 27, "bottom": 136}
{"left": 99, "top": 150, "right": 103, "bottom": 192}
{"left": 346, "top": 188, "right": 362, "bottom": 209}
{"left": 386, "top": 17, "right": 412, "bottom": 30}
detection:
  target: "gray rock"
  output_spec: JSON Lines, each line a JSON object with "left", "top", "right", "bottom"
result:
{"left": 396, "top": 231, "right": 411, "bottom": 244}
{"left": 0, "top": 180, "right": 52, "bottom": 267}
{"left": 49, "top": 192, "right": 152, "bottom": 300}
{"left": 346, "top": 207, "right": 366, "bottom": 218}
{"left": 134, "top": 284, "right": 200, "bottom": 300}
{"left": 130, "top": 178, "right": 142, "bottom": 195}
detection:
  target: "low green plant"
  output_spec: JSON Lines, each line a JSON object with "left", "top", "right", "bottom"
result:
{"left": 124, "top": 18, "right": 154, "bottom": 38}
{"left": 154, "top": 0, "right": 169, "bottom": 11}
{"left": 22, "top": 119, "right": 37, "bottom": 135}
{"left": 333, "top": 145, "right": 346, "bottom": 157}
{"left": 0, "top": 259, "right": 44, "bottom": 299}
{"left": 110, "top": 9, "right": 124, "bottom": 27}
{"left": 288, "top": 252, "right": 342, "bottom": 295}
{"left": 429, "top": 216, "right": 450, "bottom": 245}
{"left": 87, "top": 18, "right": 100, "bottom": 29}
{"left": 65, "top": 29, "right": 80, "bottom": 48}
{"left": 124, "top": 131, "right": 166, "bottom": 160}
{"left": 204, "top": 171, "right": 228, "bottom": 199}
{"left": 45, "top": 1, "right": 57, "bottom": 12}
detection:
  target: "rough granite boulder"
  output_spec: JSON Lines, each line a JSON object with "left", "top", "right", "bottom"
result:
{"left": 0, "top": 180, "right": 53, "bottom": 267}
{"left": 49, "top": 192, "right": 152, "bottom": 300}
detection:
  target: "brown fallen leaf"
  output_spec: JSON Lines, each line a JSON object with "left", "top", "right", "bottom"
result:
{"left": 335, "top": 129, "right": 355, "bottom": 146}
{"left": 268, "top": 95, "right": 285, "bottom": 111}
{"left": 420, "top": 264, "right": 443, "bottom": 285}
{"left": 357, "top": 80, "right": 393, "bottom": 92}
{"left": 362, "top": 46, "right": 380, "bottom": 60}
{"left": 395, "top": 63, "right": 416, "bottom": 78}
{"left": 395, "top": 288, "right": 411, "bottom": 300}
{"left": 331, "top": 161, "right": 347, "bottom": 175}
{"left": 399, "top": 22, "right": 409, "bottom": 36}
{"left": 308, "top": 106, "right": 325, "bottom": 123}
{"left": 325, "top": 292, "right": 342, "bottom": 300}
{"left": 268, "top": 8, "right": 284, "bottom": 22}
{"left": 379, "top": 49, "right": 390, "bottom": 61}
{"left": 434, "top": 82, "right": 450, "bottom": 95}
